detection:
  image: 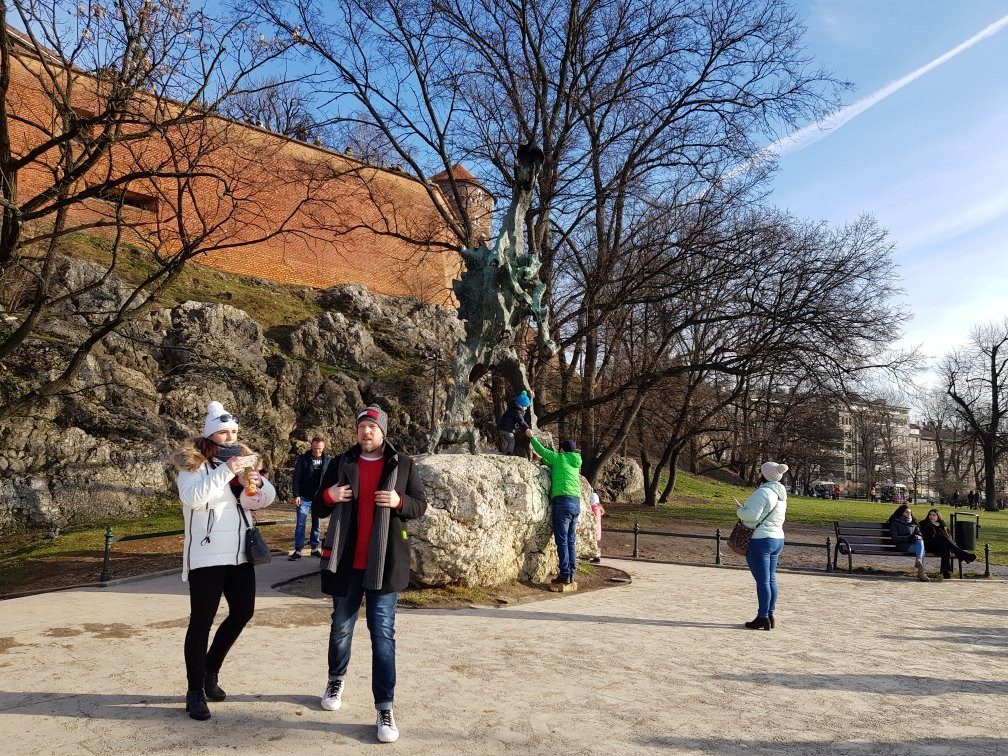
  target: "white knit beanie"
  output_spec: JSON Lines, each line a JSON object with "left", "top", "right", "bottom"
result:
{"left": 760, "top": 461, "right": 788, "bottom": 483}
{"left": 202, "top": 400, "right": 238, "bottom": 438}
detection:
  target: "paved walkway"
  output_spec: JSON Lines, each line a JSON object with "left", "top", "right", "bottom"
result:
{"left": 1, "top": 559, "right": 1007, "bottom": 754}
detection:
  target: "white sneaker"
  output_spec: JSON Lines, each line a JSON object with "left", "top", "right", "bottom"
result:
{"left": 376, "top": 708, "right": 399, "bottom": 743}
{"left": 321, "top": 679, "right": 344, "bottom": 711}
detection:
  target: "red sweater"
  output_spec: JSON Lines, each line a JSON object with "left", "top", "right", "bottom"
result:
{"left": 352, "top": 456, "right": 385, "bottom": 569}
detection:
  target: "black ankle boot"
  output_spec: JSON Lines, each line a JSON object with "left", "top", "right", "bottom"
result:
{"left": 204, "top": 672, "right": 226, "bottom": 702}
{"left": 185, "top": 688, "right": 211, "bottom": 720}
{"left": 768, "top": 613, "right": 775, "bottom": 629}
{"left": 744, "top": 617, "right": 771, "bottom": 630}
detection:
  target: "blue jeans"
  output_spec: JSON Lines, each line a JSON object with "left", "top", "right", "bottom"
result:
{"left": 328, "top": 569, "right": 397, "bottom": 710}
{"left": 294, "top": 499, "right": 320, "bottom": 552}
{"left": 746, "top": 537, "right": 784, "bottom": 618}
{"left": 905, "top": 539, "right": 925, "bottom": 559}
{"left": 552, "top": 496, "right": 580, "bottom": 580}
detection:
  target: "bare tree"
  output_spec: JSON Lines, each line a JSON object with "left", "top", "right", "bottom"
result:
{"left": 222, "top": 76, "right": 324, "bottom": 142}
{"left": 0, "top": 0, "right": 310, "bottom": 419}
{"left": 939, "top": 319, "right": 1008, "bottom": 511}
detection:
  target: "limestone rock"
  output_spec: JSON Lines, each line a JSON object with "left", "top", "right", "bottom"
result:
{"left": 596, "top": 455, "right": 645, "bottom": 503}
{"left": 408, "top": 454, "right": 597, "bottom": 588}
{"left": 285, "top": 311, "right": 376, "bottom": 371}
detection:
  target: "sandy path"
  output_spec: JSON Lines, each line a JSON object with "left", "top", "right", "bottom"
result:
{"left": 1, "top": 558, "right": 1007, "bottom": 754}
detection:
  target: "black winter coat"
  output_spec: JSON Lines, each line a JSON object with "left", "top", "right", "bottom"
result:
{"left": 888, "top": 517, "right": 923, "bottom": 547}
{"left": 312, "top": 442, "right": 426, "bottom": 595}
{"left": 292, "top": 449, "right": 333, "bottom": 500}
{"left": 919, "top": 518, "right": 953, "bottom": 548}
{"left": 498, "top": 402, "right": 530, "bottom": 433}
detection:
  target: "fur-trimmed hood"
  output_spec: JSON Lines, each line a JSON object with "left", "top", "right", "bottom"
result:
{"left": 171, "top": 437, "right": 256, "bottom": 473}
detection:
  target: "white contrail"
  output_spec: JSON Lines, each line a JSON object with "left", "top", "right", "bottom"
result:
{"left": 757, "top": 11, "right": 1008, "bottom": 164}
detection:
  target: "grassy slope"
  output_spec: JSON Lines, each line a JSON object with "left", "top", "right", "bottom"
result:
{"left": 0, "top": 501, "right": 183, "bottom": 587}
{"left": 62, "top": 233, "right": 321, "bottom": 332}
{"left": 605, "top": 471, "right": 1008, "bottom": 564}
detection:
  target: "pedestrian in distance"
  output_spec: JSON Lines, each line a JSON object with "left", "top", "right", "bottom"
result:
{"left": 919, "top": 508, "right": 977, "bottom": 578}
{"left": 736, "top": 462, "right": 788, "bottom": 631}
{"left": 525, "top": 427, "right": 583, "bottom": 584}
{"left": 171, "top": 401, "right": 276, "bottom": 721}
{"left": 313, "top": 404, "right": 427, "bottom": 744}
{"left": 498, "top": 391, "right": 532, "bottom": 455}
{"left": 887, "top": 504, "right": 929, "bottom": 582}
{"left": 289, "top": 436, "right": 333, "bottom": 560}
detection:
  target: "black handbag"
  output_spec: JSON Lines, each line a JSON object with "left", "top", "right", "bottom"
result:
{"left": 237, "top": 500, "right": 272, "bottom": 565}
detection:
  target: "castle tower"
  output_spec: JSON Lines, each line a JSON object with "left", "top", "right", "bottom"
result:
{"left": 431, "top": 163, "right": 494, "bottom": 245}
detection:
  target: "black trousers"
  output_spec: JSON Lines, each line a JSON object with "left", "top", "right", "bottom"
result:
{"left": 184, "top": 563, "right": 256, "bottom": 689}
{"left": 925, "top": 537, "right": 973, "bottom": 575}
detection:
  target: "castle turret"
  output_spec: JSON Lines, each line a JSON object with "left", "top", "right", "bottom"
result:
{"left": 431, "top": 163, "right": 494, "bottom": 245}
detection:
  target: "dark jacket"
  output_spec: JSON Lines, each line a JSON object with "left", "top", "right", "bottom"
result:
{"left": 498, "top": 402, "right": 530, "bottom": 433}
{"left": 888, "top": 516, "right": 922, "bottom": 547}
{"left": 292, "top": 449, "right": 333, "bottom": 500}
{"left": 313, "top": 441, "right": 426, "bottom": 595}
{"left": 919, "top": 518, "right": 952, "bottom": 547}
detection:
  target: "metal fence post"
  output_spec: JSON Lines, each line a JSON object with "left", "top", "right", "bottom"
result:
{"left": 632, "top": 521, "right": 639, "bottom": 558}
{"left": 985, "top": 543, "right": 990, "bottom": 578}
{"left": 715, "top": 528, "right": 722, "bottom": 565}
{"left": 826, "top": 536, "right": 833, "bottom": 573}
{"left": 100, "top": 526, "right": 114, "bottom": 583}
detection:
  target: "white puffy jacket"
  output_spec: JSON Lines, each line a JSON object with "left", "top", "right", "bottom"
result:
{"left": 174, "top": 443, "right": 276, "bottom": 581}
{"left": 737, "top": 481, "right": 787, "bottom": 540}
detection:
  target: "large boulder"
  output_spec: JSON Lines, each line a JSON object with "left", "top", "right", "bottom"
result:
{"left": 408, "top": 454, "right": 598, "bottom": 587}
{"left": 285, "top": 311, "right": 376, "bottom": 371}
{"left": 596, "top": 455, "right": 645, "bottom": 503}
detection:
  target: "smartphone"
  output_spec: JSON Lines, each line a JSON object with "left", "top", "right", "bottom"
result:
{"left": 231, "top": 454, "right": 258, "bottom": 470}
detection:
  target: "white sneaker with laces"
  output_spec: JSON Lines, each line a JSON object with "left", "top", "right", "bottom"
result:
{"left": 321, "top": 679, "right": 344, "bottom": 711}
{"left": 376, "top": 708, "right": 399, "bottom": 743}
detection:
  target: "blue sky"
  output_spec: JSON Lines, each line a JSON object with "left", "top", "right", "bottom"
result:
{"left": 769, "top": 1, "right": 1008, "bottom": 367}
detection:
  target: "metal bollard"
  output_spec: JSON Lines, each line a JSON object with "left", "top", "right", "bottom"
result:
{"left": 715, "top": 528, "right": 722, "bottom": 565}
{"left": 100, "top": 526, "right": 114, "bottom": 583}
{"left": 633, "top": 521, "right": 639, "bottom": 558}
{"left": 826, "top": 536, "right": 833, "bottom": 572}
{"left": 985, "top": 543, "right": 990, "bottom": 578}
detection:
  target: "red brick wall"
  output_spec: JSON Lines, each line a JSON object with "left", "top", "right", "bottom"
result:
{"left": 6, "top": 51, "right": 461, "bottom": 305}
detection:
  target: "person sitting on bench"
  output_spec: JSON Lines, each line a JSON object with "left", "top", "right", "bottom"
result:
{"left": 887, "top": 504, "right": 929, "bottom": 582}
{"left": 919, "top": 508, "right": 977, "bottom": 579}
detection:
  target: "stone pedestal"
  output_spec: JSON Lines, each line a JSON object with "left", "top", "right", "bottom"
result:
{"left": 408, "top": 453, "right": 596, "bottom": 588}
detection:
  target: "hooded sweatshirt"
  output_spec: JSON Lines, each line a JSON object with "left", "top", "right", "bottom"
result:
{"left": 737, "top": 481, "right": 787, "bottom": 540}
{"left": 529, "top": 437, "right": 582, "bottom": 499}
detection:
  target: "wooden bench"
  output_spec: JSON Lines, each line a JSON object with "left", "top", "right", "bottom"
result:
{"left": 833, "top": 520, "right": 963, "bottom": 575}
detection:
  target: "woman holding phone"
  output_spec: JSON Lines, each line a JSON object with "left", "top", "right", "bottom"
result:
{"left": 171, "top": 401, "right": 275, "bottom": 720}
{"left": 736, "top": 462, "right": 788, "bottom": 630}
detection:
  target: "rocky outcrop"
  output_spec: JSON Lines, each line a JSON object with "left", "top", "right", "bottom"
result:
{"left": 409, "top": 454, "right": 598, "bottom": 587}
{"left": 595, "top": 455, "right": 645, "bottom": 503}
{"left": 0, "top": 257, "right": 467, "bottom": 530}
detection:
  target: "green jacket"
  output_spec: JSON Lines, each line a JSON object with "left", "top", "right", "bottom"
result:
{"left": 530, "top": 437, "right": 583, "bottom": 499}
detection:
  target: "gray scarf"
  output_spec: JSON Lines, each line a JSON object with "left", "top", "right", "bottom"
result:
{"left": 323, "top": 445, "right": 398, "bottom": 591}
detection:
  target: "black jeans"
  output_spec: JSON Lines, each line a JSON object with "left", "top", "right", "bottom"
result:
{"left": 925, "top": 536, "right": 973, "bottom": 575}
{"left": 184, "top": 563, "right": 256, "bottom": 689}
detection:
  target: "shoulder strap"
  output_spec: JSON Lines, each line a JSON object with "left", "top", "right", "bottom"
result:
{"left": 753, "top": 489, "right": 781, "bottom": 529}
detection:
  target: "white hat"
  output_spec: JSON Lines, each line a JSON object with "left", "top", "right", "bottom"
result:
{"left": 760, "top": 461, "right": 789, "bottom": 483}
{"left": 203, "top": 400, "right": 238, "bottom": 438}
